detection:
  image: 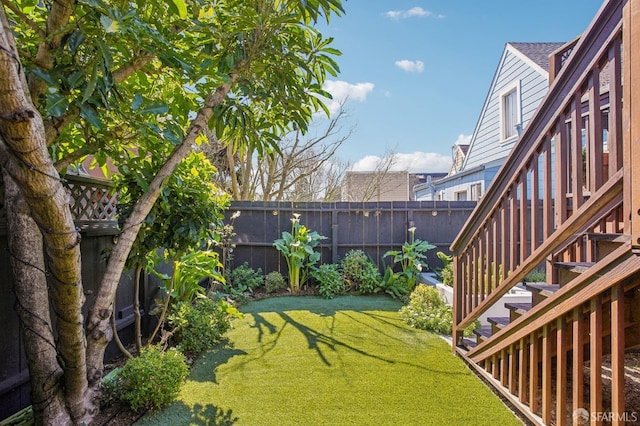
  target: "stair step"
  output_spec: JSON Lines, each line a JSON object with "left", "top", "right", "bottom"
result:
{"left": 461, "top": 338, "right": 477, "bottom": 350}
{"left": 587, "top": 233, "right": 630, "bottom": 243}
{"left": 505, "top": 302, "right": 532, "bottom": 314}
{"left": 524, "top": 282, "right": 560, "bottom": 306}
{"left": 487, "top": 317, "right": 511, "bottom": 333}
{"left": 554, "top": 261, "right": 595, "bottom": 273}
{"left": 474, "top": 325, "right": 492, "bottom": 340}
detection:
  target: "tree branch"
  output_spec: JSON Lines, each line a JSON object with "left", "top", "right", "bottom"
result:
{"left": 2, "top": 0, "right": 46, "bottom": 38}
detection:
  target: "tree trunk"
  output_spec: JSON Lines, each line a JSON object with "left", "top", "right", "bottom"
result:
{"left": 3, "top": 172, "right": 72, "bottom": 425}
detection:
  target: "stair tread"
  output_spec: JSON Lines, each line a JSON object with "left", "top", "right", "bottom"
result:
{"left": 587, "top": 233, "right": 631, "bottom": 242}
{"left": 474, "top": 325, "right": 492, "bottom": 338}
{"left": 505, "top": 302, "right": 532, "bottom": 312}
{"left": 554, "top": 261, "right": 595, "bottom": 271}
{"left": 524, "top": 283, "right": 560, "bottom": 294}
{"left": 461, "top": 338, "right": 477, "bottom": 349}
{"left": 487, "top": 316, "right": 510, "bottom": 327}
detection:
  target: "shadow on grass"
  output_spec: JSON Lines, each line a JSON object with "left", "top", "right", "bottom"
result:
{"left": 140, "top": 402, "right": 238, "bottom": 425}
{"left": 189, "top": 339, "right": 247, "bottom": 384}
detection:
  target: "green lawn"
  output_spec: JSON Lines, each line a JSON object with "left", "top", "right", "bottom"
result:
{"left": 138, "top": 295, "right": 522, "bottom": 425}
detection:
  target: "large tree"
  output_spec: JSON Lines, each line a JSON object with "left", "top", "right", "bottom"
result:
{"left": 0, "top": 0, "right": 343, "bottom": 423}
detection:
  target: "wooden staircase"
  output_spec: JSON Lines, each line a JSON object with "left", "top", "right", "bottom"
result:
{"left": 449, "top": 1, "right": 640, "bottom": 424}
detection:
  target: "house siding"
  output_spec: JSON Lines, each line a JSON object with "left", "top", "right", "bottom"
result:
{"left": 464, "top": 48, "right": 549, "bottom": 170}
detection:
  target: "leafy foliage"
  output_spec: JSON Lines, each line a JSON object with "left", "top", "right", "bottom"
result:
{"left": 273, "top": 214, "right": 327, "bottom": 293}
{"left": 376, "top": 266, "right": 411, "bottom": 300}
{"left": 120, "top": 346, "right": 188, "bottom": 412}
{"left": 383, "top": 227, "right": 435, "bottom": 290}
{"left": 156, "top": 250, "right": 224, "bottom": 305}
{"left": 399, "top": 285, "right": 453, "bottom": 335}
{"left": 265, "top": 271, "right": 287, "bottom": 293}
{"left": 168, "top": 297, "right": 241, "bottom": 354}
{"left": 312, "top": 263, "right": 344, "bottom": 299}
{"left": 225, "top": 262, "right": 264, "bottom": 292}
{"left": 339, "top": 249, "right": 381, "bottom": 294}
{"left": 436, "top": 251, "right": 454, "bottom": 286}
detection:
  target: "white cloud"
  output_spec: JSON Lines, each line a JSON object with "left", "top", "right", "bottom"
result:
{"left": 351, "top": 152, "right": 452, "bottom": 173}
{"left": 454, "top": 134, "right": 472, "bottom": 145}
{"left": 385, "top": 7, "right": 444, "bottom": 20}
{"left": 318, "top": 80, "right": 375, "bottom": 115}
{"left": 395, "top": 60, "right": 424, "bottom": 73}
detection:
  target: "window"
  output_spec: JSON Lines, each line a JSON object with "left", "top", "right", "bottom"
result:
{"left": 470, "top": 183, "right": 482, "bottom": 201}
{"left": 500, "top": 82, "right": 521, "bottom": 141}
{"left": 454, "top": 190, "right": 467, "bottom": 201}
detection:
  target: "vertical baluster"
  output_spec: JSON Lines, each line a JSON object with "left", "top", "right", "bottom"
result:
{"left": 519, "top": 336, "right": 529, "bottom": 404}
{"left": 571, "top": 92, "right": 584, "bottom": 211}
{"left": 492, "top": 213, "right": 500, "bottom": 288}
{"left": 590, "top": 296, "right": 603, "bottom": 419}
{"left": 611, "top": 284, "right": 625, "bottom": 425}
{"left": 543, "top": 137, "right": 553, "bottom": 239}
{"left": 542, "top": 324, "right": 552, "bottom": 424}
{"left": 478, "top": 228, "right": 485, "bottom": 303}
{"left": 555, "top": 120, "right": 569, "bottom": 225}
{"left": 501, "top": 197, "right": 509, "bottom": 282}
{"left": 530, "top": 330, "right": 540, "bottom": 414}
{"left": 531, "top": 152, "right": 540, "bottom": 254}
{"left": 510, "top": 183, "right": 519, "bottom": 270}
{"left": 608, "top": 37, "right": 622, "bottom": 176}
{"left": 588, "top": 65, "right": 603, "bottom": 192}
{"left": 557, "top": 317, "right": 568, "bottom": 426}
{"left": 500, "top": 348, "right": 508, "bottom": 387}
{"left": 572, "top": 307, "right": 585, "bottom": 416}
{"left": 520, "top": 170, "right": 528, "bottom": 263}
{"left": 509, "top": 343, "right": 518, "bottom": 394}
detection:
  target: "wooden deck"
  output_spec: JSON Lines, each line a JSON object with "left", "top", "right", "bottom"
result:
{"left": 450, "top": 1, "right": 640, "bottom": 424}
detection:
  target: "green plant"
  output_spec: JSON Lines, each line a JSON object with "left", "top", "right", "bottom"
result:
{"left": 273, "top": 213, "right": 327, "bottom": 293}
{"left": 265, "top": 271, "right": 287, "bottom": 293}
{"left": 168, "top": 297, "right": 241, "bottom": 354}
{"left": 312, "top": 263, "right": 344, "bottom": 299}
{"left": 399, "top": 284, "right": 453, "bottom": 335}
{"left": 226, "top": 262, "right": 264, "bottom": 291}
{"left": 340, "top": 249, "right": 382, "bottom": 294}
{"left": 383, "top": 227, "right": 435, "bottom": 290}
{"left": 436, "top": 251, "right": 453, "bottom": 286}
{"left": 120, "top": 346, "right": 188, "bottom": 412}
{"left": 524, "top": 268, "right": 546, "bottom": 283}
{"left": 376, "top": 266, "right": 411, "bottom": 300}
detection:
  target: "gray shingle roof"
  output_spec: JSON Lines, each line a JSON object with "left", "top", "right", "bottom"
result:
{"left": 508, "top": 42, "right": 566, "bottom": 72}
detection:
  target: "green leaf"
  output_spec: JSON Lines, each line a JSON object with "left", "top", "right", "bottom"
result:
{"left": 29, "top": 67, "right": 60, "bottom": 88}
{"left": 45, "top": 93, "right": 69, "bottom": 116}
{"left": 79, "top": 103, "right": 104, "bottom": 130}
{"left": 67, "top": 30, "right": 86, "bottom": 54}
{"left": 140, "top": 102, "right": 169, "bottom": 115}
{"left": 82, "top": 62, "right": 98, "bottom": 103}
{"left": 168, "top": 0, "right": 188, "bottom": 19}
{"left": 132, "top": 94, "right": 143, "bottom": 110}
{"left": 100, "top": 15, "right": 120, "bottom": 33}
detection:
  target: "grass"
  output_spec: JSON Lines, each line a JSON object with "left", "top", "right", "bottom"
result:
{"left": 138, "top": 295, "right": 522, "bottom": 425}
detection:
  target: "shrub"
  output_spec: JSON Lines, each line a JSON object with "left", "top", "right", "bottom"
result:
{"left": 399, "top": 284, "right": 454, "bottom": 335}
{"left": 340, "top": 249, "right": 382, "bottom": 294}
{"left": 120, "top": 346, "right": 188, "bottom": 412}
{"left": 168, "top": 297, "right": 239, "bottom": 354}
{"left": 312, "top": 263, "right": 344, "bottom": 299}
{"left": 524, "top": 268, "right": 546, "bottom": 283}
{"left": 436, "top": 251, "right": 453, "bottom": 286}
{"left": 376, "top": 266, "right": 411, "bottom": 300}
{"left": 226, "top": 262, "right": 264, "bottom": 291}
{"left": 265, "top": 271, "right": 287, "bottom": 293}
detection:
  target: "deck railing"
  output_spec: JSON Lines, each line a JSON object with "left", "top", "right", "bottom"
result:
{"left": 449, "top": 1, "right": 640, "bottom": 423}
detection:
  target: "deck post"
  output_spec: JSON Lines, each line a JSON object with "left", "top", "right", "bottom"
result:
{"left": 623, "top": 0, "right": 640, "bottom": 253}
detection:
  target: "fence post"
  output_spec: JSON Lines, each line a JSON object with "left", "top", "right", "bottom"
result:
{"left": 332, "top": 209, "right": 339, "bottom": 264}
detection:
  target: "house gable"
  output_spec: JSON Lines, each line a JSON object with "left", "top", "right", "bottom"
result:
{"left": 460, "top": 42, "right": 562, "bottom": 172}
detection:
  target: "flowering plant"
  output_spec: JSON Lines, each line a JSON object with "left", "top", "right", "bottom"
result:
{"left": 383, "top": 227, "right": 434, "bottom": 290}
{"left": 273, "top": 214, "right": 327, "bottom": 293}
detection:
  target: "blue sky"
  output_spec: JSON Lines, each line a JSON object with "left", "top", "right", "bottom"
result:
{"left": 313, "top": 0, "right": 604, "bottom": 172}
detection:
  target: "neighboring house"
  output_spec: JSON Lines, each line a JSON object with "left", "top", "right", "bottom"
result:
{"left": 415, "top": 42, "right": 565, "bottom": 202}
{"left": 342, "top": 171, "right": 444, "bottom": 202}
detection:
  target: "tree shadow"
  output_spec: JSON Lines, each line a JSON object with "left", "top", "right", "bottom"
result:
{"left": 190, "top": 403, "right": 239, "bottom": 425}
{"left": 189, "top": 339, "right": 247, "bottom": 384}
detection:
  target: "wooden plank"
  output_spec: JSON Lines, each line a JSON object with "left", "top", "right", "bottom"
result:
{"left": 531, "top": 152, "right": 540, "bottom": 253}
{"left": 611, "top": 284, "right": 625, "bottom": 425}
{"left": 623, "top": 0, "right": 640, "bottom": 250}
{"left": 500, "top": 348, "right": 508, "bottom": 387}
{"left": 530, "top": 331, "right": 540, "bottom": 413}
{"left": 590, "top": 296, "right": 603, "bottom": 422}
{"left": 573, "top": 307, "right": 585, "bottom": 416}
{"left": 542, "top": 325, "right": 552, "bottom": 424}
{"left": 608, "top": 37, "right": 623, "bottom": 176}
{"left": 571, "top": 92, "right": 584, "bottom": 212}
{"left": 501, "top": 197, "right": 509, "bottom": 281}
{"left": 543, "top": 138, "right": 553, "bottom": 240}
{"left": 556, "top": 316, "right": 568, "bottom": 426}
{"left": 518, "top": 337, "right": 528, "bottom": 404}
{"left": 509, "top": 344, "right": 517, "bottom": 394}
{"left": 588, "top": 66, "right": 604, "bottom": 192}
{"left": 520, "top": 173, "right": 528, "bottom": 262}
{"left": 510, "top": 183, "right": 519, "bottom": 274}
{"left": 492, "top": 354, "right": 499, "bottom": 380}
{"left": 556, "top": 122, "right": 569, "bottom": 227}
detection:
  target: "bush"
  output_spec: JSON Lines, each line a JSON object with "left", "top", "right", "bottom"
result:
{"left": 312, "top": 263, "right": 344, "bottom": 299}
{"left": 226, "top": 261, "right": 264, "bottom": 291}
{"left": 168, "top": 297, "right": 238, "bottom": 354}
{"left": 340, "top": 249, "right": 382, "bottom": 294}
{"left": 399, "top": 284, "right": 454, "bottom": 335}
{"left": 265, "top": 271, "right": 287, "bottom": 293}
{"left": 120, "top": 346, "right": 188, "bottom": 412}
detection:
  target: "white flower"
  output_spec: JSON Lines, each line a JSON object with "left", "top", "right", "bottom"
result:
{"left": 231, "top": 211, "right": 241, "bottom": 220}
{"left": 408, "top": 226, "right": 417, "bottom": 233}
{"left": 293, "top": 213, "right": 301, "bottom": 219}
